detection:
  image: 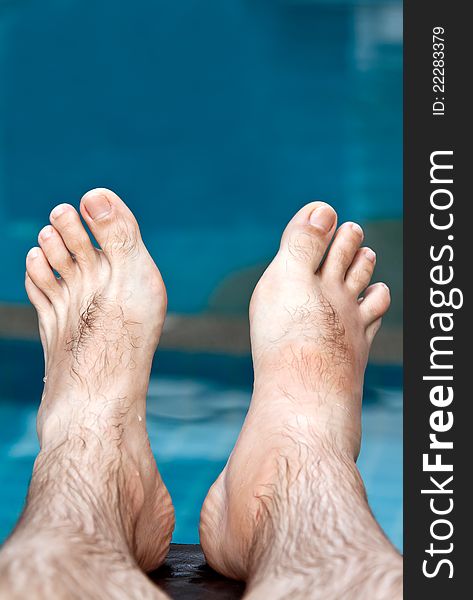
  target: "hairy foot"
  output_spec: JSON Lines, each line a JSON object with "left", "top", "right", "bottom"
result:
{"left": 200, "top": 202, "right": 401, "bottom": 598}
{"left": 22, "top": 188, "right": 174, "bottom": 571}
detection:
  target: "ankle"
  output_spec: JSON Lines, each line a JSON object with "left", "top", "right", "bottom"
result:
{"left": 251, "top": 381, "right": 363, "bottom": 457}
{"left": 23, "top": 441, "right": 143, "bottom": 545}
{"left": 245, "top": 443, "right": 400, "bottom": 584}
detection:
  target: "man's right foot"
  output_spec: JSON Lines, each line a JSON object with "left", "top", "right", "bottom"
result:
{"left": 200, "top": 202, "right": 402, "bottom": 598}
{"left": 18, "top": 188, "right": 174, "bottom": 572}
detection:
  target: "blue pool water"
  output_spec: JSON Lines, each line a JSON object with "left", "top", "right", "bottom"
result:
{"left": 0, "top": 0, "right": 402, "bottom": 313}
{"left": 0, "top": 343, "right": 402, "bottom": 551}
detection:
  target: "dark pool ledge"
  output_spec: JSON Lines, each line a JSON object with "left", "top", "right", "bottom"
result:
{"left": 150, "top": 544, "right": 244, "bottom": 599}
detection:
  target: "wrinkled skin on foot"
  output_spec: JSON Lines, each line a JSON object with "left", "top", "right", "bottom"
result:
{"left": 200, "top": 202, "right": 394, "bottom": 589}
{"left": 24, "top": 189, "right": 174, "bottom": 572}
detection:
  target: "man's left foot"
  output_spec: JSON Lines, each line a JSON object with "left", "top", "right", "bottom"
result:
{"left": 21, "top": 188, "right": 174, "bottom": 571}
{"left": 200, "top": 202, "right": 401, "bottom": 598}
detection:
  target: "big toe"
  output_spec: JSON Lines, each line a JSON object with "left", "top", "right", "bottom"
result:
{"left": 277, "top": 202, "right": 337, "bottom": 274}
{"left": 80, "top": 188, "right": 143, "bottom": 261}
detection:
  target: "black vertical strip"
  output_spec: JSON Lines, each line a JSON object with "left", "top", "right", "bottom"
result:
{"left": 404, "top": 2, "right": 468, "bottom": 597}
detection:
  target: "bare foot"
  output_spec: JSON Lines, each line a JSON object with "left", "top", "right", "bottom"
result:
{"left": 22, "top": 188, "right": 174, "bottom": 571}
{"left": 200, "top": 202, "right": 401, "bottom": 598}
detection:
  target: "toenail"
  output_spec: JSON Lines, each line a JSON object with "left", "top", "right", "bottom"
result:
{"left": 40, "top": 226, "right": 54, "bottom": 240}
{"left": 50, "top": 204, "right": 70, "bottom": 219}
{"left": 351, "top": 222, "right": 364, "bottom": 237}
{"left": 28, "top": 248, "right": 39, "bottom": 259}
{"left": 365, "top": 249, "right": 376, "bottom": 262}
{"left": 84, "top": 194, "right": 112, "bottom": 220}
{"left": 309, "top": 206, "right": 336, "bottom": 232}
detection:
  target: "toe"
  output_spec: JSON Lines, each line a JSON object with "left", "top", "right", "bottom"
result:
{"left": 38, "top": 225, "right": 76, "bottom": 280}
{"left": 359, "top": 282, "right": 391, "bottom": 325}
{"left": 321, "top": 222, "right": 364, "bottom": 280}
{"left": 50, "top": 203, "right": 96, "bottom": 266}
{"left": 278, "top": 201, "right": 337, "bottom": 273}
{"left": 80, "top": 188, "right": 142, "bottom": 261}
{"left": 366, "top": 317, "right": 383, "bottom": 343}
{"left": 26, "top": 247, "right": 62, "bottom": 301}
{"left": 345, "top": 247, "right": 376, "bottom": 296}
{"left": 25, "top": 273, "right": 51, "bottom": 313}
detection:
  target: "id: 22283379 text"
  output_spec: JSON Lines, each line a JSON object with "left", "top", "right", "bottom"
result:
{"left": 432, "top": 26, "right": 446, "bottom": 116}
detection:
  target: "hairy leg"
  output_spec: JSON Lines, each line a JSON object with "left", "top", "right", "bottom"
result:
{"left": 0, "top": 439, "right": 169, "bottom": 600}
{"left": 244, "top": 438, "right": 401, "bottom": 599}
{"left": 200, "top": 202, "right": 402, "bottom": 599}
{"left": 0, "top": 189, "right": 173, "bottom": 599}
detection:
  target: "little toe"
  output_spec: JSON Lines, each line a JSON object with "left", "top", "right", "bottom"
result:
{"left": 278, "top": 201, "right": 337, "bottom": 274}
{"left": 50, "top": 203, "right": 96, "bottom": 266}
{"left": 26, "top": 247, "right": 62, "bottom": 301}
{"left": 321, "top": 222, "right": 364, "bottom": 280}
{"left": 38, "top": 225, "right": 76, "bottom": 281}
{"left": 359, "top": 282, "right": 391, "bottom": 325}
{"left": 25, "top": 273, "right": 51, "bottom": 314}
{"left": 80, "top": 188, "right": 143, "bottom": 261}
{"left": 366, "top": 317, "right": 384, "bottom": 343}
{"left": 345, "top": 247, "right": 376, "bottom": 296}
